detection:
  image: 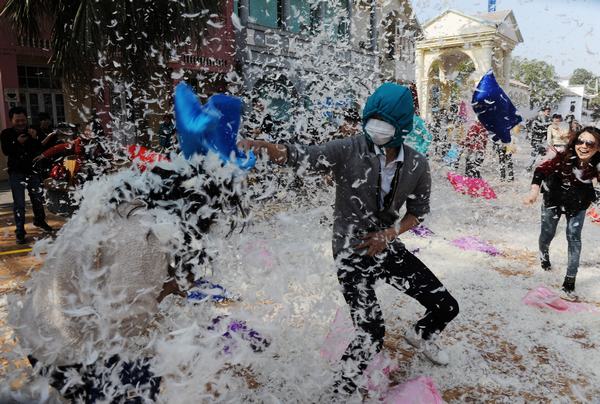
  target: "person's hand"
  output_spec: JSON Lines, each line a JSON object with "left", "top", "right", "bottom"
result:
{"left": 523, "top": 192, "right": 538, "bottom": 206}
{"left": 28, "top": 128, "right": 38, "bottom": 139}
{"left": 32, "top": 154, "right": 46, "bottom": 163}
{"left": 17, "top": 133, "right": 29, "bottom": 144}
{"left": 356, "top": 230, "right": 395, "bottom": 256}
{"left": 238, "top": 138, "right": 263, "bottom": 152}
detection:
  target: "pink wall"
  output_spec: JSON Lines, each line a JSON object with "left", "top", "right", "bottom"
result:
{"left": 0, "top": 2, "right": 53, "bottom": 130}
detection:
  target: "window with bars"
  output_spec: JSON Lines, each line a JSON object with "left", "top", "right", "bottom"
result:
{"left": 17, "top": 65, "right": 62, "bottom": 89}
{"left": 17, "top": 65, "right": 65, "bottom": 124}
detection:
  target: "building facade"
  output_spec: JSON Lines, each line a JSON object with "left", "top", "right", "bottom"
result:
{"left": 233, "top": 0, "right": 420, "bottom": 137}
{"left": 416, "top": 9, "right": 523, "bottom": 120}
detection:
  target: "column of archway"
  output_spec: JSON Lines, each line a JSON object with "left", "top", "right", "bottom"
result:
{"left": 417, "top": 50, "right": 441, "bottom": 119}
{"left": 469, "top": 42, "right": 494, "bottom": 79}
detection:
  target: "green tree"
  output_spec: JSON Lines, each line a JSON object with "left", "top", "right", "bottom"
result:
{"left": 569, "top": 68, "right": 596, "bottom": 87}
{"left": 1, "top": 0, "right": 220, "bottom": 142}
{"left": 511, "top": 57, "right": 563, "bottom": 110}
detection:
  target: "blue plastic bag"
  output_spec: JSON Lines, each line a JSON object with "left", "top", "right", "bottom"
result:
{"left": 175, "top": 82, "right": 255, "bottom": 169}
{"left": 471, "top": 70, "right": 522, "bottom": 144}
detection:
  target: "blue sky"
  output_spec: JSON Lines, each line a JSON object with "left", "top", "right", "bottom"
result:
{"left": 412, "top": 0, "right": 600, "bottom": 77}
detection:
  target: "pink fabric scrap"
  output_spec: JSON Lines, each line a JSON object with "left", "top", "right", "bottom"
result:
{"left": 383, "top": 376, "right": 446, "bottom": 404}
{"left": 451, "top": 236, "right": 502, "bottom": 256}
{"left": 320, "top": 309, "right": 354, "bottom": 363}
{"left": 522, "top": 285, "right": 599, "bottom": 313}
{"left": 320, "top": 310, "right": 397, "bottom": 395}
{"left": 447, "top": 172, "right": 497, "bottom": 199}
{"left": 587, "top": 206, "right": 600, "bottom": 224}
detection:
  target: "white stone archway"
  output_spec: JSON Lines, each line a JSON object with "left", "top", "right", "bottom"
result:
{"left": 415, "top": 9, "right": 523, "bottom": 120}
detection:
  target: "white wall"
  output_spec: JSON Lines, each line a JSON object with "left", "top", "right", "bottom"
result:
{"left": 556, "top": 94, "right": 583, "bottom": 121}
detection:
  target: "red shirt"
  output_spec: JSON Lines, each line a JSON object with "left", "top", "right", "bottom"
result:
{"left": 42, "top": 138, "right": 83, "bottom": 158}
{"left": 461, "top": 122, "right": 488, "bottom": 151}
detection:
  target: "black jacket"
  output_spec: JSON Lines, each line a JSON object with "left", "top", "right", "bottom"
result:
{"left": 532, "top": 160, "right": 598, "bottom": 214}
{"left": 1, "top": 127, "right": 43, "bottom": 174}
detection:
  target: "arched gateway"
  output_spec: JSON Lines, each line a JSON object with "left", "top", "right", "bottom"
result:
{"left": 415, "top": 10, "right": 523, "bottom": 120}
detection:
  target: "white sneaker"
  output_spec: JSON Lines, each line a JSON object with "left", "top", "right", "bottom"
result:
{"left": 422, "top": 340, "right": 450, "bottom": 366}
{"left": 403, "top": 327, "right": 424, "bottom": 349}
{"left": 403, "top": 328, "right": 449, "bottom": 366}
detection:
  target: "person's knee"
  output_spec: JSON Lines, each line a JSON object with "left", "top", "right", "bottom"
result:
{"left": 439, "top": 294, "right": 460, "bottom": 322}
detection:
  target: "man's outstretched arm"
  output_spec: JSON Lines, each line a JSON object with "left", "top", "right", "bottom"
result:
{"left": 239, "top": 139, "right": 288, "bottom": 165}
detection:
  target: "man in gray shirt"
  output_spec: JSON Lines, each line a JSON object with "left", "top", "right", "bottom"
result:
{"left": 240, "top": 83, "right": 459, "bottom": 397}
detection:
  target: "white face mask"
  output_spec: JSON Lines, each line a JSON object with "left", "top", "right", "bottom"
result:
{"left": 365, "top": 119, "right": 396, "bottom": 145}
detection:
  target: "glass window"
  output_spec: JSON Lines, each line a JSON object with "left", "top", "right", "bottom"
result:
{"left": 337, "top": 0, "right": 351, "bottom": 40}
{"left": 43, "top": 93, "right": 53, "bottom": 116}
{"left": 288, "top": 0, "right": 313, "bottom": 33}
{"left": 17, "top": 65, "right": 61, "bottom": 89}
{"left": 322, "top": 0, "right": 350, "bottom": 41}
{"left": 55, "top": 94, "right": 65, "bottom": 123}
{"left": 29, "top": 93, "right": 40, "bottom": 124}
{"left": 249, "top": 0, "right": 279, "bottom": 28}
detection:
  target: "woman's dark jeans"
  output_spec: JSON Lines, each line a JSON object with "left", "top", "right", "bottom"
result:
{"left": 539, "top": 204, "right": 586, "bottom": 277}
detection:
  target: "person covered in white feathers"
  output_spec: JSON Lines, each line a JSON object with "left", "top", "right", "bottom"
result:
{"left": 9, "top": 153, "right": 243, "bottom": 402}
{"left": 240, "top": 83, "right": 459, "bottom": 398}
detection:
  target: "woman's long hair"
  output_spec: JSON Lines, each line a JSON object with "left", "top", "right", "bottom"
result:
{"left": 557, "top": 126, "right": 600, "bottom": 181}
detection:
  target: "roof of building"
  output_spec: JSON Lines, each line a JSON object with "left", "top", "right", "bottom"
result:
{"left": 422, "top": 9, "right": 523, "bottom": 44}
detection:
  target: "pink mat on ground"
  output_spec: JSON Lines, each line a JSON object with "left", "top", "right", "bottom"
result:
{"left": 451, "top": 236, "right": 502, "bottom": 256}
{"left": 522, "top": 286, "right": 599, "bottom": 313}
{"left": 383, "top": 376, "right": 446, "bottom": 404}
{"left": 447, "top": 172, "right": 497, "bottom": 199}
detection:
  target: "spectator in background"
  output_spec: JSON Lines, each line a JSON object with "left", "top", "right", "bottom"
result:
{"left": 35, "top": 112, "right": 59, "bottom": 149}
{"left": 493, "top": 139, "right": 515, "bottom": 182}
{"left": 564, "top": 104, "right": 576, "bottom": 125}
{"left": 158, "top": 113, "right": 176, "bottom": 151}
{"left": 527, "top": 107, "right": 551, "bottom": 171}
{"left": 246, "top": 98, "right": 275, "bottom": 141}
{"left": 547, "top": 114, "right": 569, "bottom": 153}
{"left": 0, "top": 106, "right": 53, "bottom": 244}
{"left": 33, "top": 112, "right": 60, "bottom": 178}
{"left": 460, "top": 120, "right": 488, "bottom": 178}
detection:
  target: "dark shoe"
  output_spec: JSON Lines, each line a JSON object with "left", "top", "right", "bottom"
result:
{"left": 16, "top": 233, "right": 27, "bottom": 245}
{"left": 541, "top": 261, "right": 552, "bottom": 271}
{"left": 33, "top": 221, "right": 54, "bottom": 232}
{"left": 562, "top": 276, "right": 576, "bottom": 293}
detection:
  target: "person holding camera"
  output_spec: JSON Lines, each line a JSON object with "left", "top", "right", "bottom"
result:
{"left": 0, "top": 106, "right": 53, "bottom": 244}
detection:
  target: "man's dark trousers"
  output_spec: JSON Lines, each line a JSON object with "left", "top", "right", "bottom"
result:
{"left": 334, "top": 241, "right": 459, "bottom": 393}
{"left": 9, "top": 172, "right": 46, "bottom": 236}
